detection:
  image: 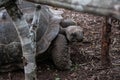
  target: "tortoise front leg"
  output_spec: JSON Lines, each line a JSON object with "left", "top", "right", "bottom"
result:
{"left": 51, "top": 34, "right": 72, "bottom": 70}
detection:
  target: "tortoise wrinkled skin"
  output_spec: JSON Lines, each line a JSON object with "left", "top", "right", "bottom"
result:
{"left": 0, "top": 1, "right": 83, "bottom": 72}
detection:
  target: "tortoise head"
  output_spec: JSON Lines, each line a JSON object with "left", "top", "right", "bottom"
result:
{"left": 65, "top": 26, "right": 84, "bottom": 42}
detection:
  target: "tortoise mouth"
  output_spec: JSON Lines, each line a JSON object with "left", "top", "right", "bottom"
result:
{"left": 67, "top": 35, "right": 84, "bottom": 43}
{"left": 70, "top": 38, "right": 84, "bottom": 43}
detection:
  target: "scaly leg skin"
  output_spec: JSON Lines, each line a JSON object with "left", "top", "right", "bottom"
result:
{"left": 51, "top": 34, "right": 72, "bottom": 70}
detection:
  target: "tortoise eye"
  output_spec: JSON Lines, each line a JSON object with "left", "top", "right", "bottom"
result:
{"left": 71, "top": 33, "right": 77, "bottom": 37}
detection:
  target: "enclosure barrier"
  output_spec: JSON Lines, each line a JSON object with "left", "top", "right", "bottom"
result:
{"left": 0, "top": 0, "right": 120, "bottom": 80}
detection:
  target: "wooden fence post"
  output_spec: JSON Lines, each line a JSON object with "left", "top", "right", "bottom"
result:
{"left": 101, "top": 17, "right": 112, "bottom": 68}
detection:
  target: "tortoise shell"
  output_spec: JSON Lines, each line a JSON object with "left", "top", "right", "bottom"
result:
{"left": 0, "top": 2, "right": 63, "bottom": 54}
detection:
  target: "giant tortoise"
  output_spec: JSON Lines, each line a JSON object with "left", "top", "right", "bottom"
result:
{"left": 0, "top": 2, "right": 83, "bottom": 72}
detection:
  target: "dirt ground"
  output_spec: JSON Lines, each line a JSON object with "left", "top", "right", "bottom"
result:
{"left": 0, "top": 8, "right": 120, "bottom": 80}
